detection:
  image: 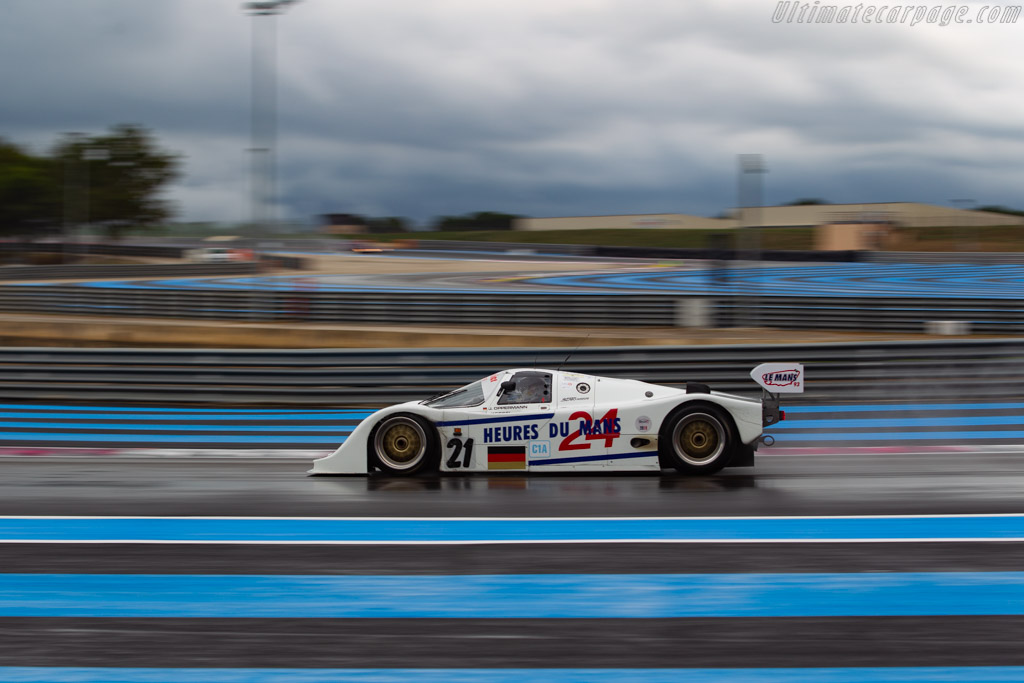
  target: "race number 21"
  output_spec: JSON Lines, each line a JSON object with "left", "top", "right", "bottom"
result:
{"left": 445, "top": 437, "right": 473, "bottom": 468}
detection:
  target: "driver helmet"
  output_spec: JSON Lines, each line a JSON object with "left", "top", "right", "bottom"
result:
{"left": 517, "top": 376, "right": 547, "bottom": 403}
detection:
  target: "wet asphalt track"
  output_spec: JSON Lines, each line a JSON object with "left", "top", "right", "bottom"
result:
{"left": 3, "top": 452, "right": 1024, "bottom": 517}
{"left": 4, "top": 452, "right": 1024, "bottom": 679}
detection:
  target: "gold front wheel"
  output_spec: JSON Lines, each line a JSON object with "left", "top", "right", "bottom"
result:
{"left": 372, "top": 415, "right": 435, "bottom": 474}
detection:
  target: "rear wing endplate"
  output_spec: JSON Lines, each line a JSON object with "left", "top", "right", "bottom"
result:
{"left": 751, "top": 363, "right": 804, "bottom": 394}
{"left": 751, "top": 363, "right": 804, "bottom": 428}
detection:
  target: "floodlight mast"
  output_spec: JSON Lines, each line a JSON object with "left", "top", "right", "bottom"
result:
{"left": 243, "top": 0, "right": 300, "bottom": 232}
{"left": 245, "top": 1, "right": 299, "bottom": 15}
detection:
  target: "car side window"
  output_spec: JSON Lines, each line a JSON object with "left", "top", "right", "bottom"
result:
{"left": 497, "top": 372, "right": 552, "bottom": 405}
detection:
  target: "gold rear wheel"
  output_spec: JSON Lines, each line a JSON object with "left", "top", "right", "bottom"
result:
{"left": 664, "top": 408, "right": 731, "bottom": 473}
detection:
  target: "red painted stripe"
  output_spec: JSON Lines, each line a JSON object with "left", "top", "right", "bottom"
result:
{"left": 488, "top": 452, "right": 526, "bottom": 463}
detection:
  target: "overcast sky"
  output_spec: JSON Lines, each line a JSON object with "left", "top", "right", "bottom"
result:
{"left": 2, "top": 0, "right": 1022, "bottom": 226}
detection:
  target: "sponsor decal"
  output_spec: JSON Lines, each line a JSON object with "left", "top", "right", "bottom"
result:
{"left": 488, "top": 445, "right": 526, "bottom": 470}
{"left": 576, "top": 383, "right": 591, "bottom": 394}
{"left": 483, "top": 424, "right": 541, "bottom": 444}
{"left": 762, "top": 369, "right": 801, "bottom": 388}
{"left": 751, "top": 363, "right": 805, "bottom": 393}
{"left": 580, "top": 417, "right": 620, "bottom": 436}
{"left": 552, "top": 409, "right": 622, "bottom": 452}
{"left": 560, "top": 373, "right": 587, "bottom": 395}
{"left": 489, "top": 375, "right": 498, "bottom": 382}
{"left": 635, "top": 416, "right": 652, "bottom": 433}
{"left": 529, "top": 441, "right": 551, "bottom": 459}
{"left": 560, "top": 395, "right": 588, "bottom": 402}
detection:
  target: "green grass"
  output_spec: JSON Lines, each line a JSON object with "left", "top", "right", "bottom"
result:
{"left": 885, "top": 225, "right": 1024, "bottom": 251}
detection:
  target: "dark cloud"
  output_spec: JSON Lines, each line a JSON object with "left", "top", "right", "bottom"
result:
{"left": 2, "top": 0, "right": 1022, "bottom": 224}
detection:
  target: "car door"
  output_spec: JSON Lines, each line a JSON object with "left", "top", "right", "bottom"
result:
{"left": 543, "top": 371, "right": 613, "bottom": 468}
{"left": 477, "top": 370, "right": 555, "bottom": 471}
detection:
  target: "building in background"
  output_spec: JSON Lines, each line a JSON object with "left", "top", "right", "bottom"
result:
{"left": 517, "top": 203, "right": 1024, "bottom": 250}
{"left": 515, "top": 213, "right": 736, "bottom": 231}
{"left": 744, "top": 203, "right": 1024, "bottom": 230}
{"left": 517, "top": 203, "right": 1024, "bottom": 232}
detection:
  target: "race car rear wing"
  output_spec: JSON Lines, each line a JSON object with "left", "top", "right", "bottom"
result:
{"left": 751, "top": 362, "right": 804, "bottom": 428}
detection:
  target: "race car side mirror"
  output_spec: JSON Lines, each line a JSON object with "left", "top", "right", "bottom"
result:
{"left": 500, "top": 381, "right": 516, "bottom": 393}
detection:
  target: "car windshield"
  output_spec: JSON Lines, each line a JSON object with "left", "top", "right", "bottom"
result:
{"left": 423, "top": 380, "right": 486, "bottom": 408}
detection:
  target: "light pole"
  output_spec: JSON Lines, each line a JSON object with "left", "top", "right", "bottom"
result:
{"left": 82, "top": 147, "right": 110, "bottom": 241}
{"left": 951, "top": 198, "right": 975, "bottom": 253}
{"left": 737, "top": 154, "right": 766, "bottom": 328}
{"left": 62, "top": 133, "right": 85, "bottom": 258}
{"left": 243, "top": 0, "right": 299, "bottom": 234}
{"left": 60, "top": 136, "right": 107, "bottom": 259}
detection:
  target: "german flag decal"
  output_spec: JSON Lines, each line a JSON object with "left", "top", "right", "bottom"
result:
{"left": 488, "top": 445, "right": 527, "bottom": 470}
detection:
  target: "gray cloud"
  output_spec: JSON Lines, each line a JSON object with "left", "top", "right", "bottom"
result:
{"left": 2, "top": 0, "right": 1022, "bottom": 224}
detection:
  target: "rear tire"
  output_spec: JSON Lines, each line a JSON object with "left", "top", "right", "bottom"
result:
{"left": 659, "top": 404, "right": 735, "bottom": 475}
{"left": 370, "top": 414, "right": 440, "bottom": 476}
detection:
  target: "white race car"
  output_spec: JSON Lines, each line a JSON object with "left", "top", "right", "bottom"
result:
{"left": 311, "top": 363, "right": 803, "bottom": 476}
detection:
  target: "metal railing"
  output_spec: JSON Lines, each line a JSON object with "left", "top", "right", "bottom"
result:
{"left": 0, "top": 262, "right": 264, "bottom": 281}
{"left": 0, "top": 285, "right": 1021, "bottom": 332}
{"left": 0, "top": 243, "right": 306, "bottom": 277}
{"left": 0, "top": 339, "right": 1021, "bottom": 406}
{"left": 2, "top": 240, "right": 1023, "bottom": 331}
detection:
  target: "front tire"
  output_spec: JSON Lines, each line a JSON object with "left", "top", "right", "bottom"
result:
{"left": 370, "top": 414, "right": 439, "bottom": 475}
{"left": 660, "top": 404, "right": 735, "bottom": 475}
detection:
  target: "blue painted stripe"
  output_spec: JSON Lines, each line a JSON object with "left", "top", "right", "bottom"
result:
{"left": 437, "top": 413, "right": 553, "bottom": 426}
{"left": 3, "top": 515, "right": 1024, "bottom": 543}
{"left": 2, "top": 668, "right": 1023, "bottom": 683}
{"left": 532, "top": 450, "right": 655, "bottom": 466}
{"left": 2, "top": 572, "right": 1024, "bottom": 618}
{"left": 9, "top": 402, "right": 1020, "bottom": 417}
{"left": 0, "top": 404, "right": 371, "bottom": 415}
{"left": 784, "top": 403, "right": 1024, "bottom": 414}
{"left": 769, "top": 416, "right": 1024, "bottom": 429}
{"left": 771, "top": 430, "right": 1024, "bottom": 441}
{"left": 0, "top": 412, "right": 371, "bottom": 421}
{"left": 0, "top": 432, "right": 340, "bottom": 444}
{"left": 32, "top": 262, "right": 1024, "bottom": 299}
{"left": 0, "top": 421, "right": 353, "bottom": 433}
{"left": 526, "top": 263, "right": 1024, "bottom": 299}
{"left": 6, "top": 401, "right": 1024, "bottom": 448}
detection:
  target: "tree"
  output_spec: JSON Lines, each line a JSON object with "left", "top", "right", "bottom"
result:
{"left": 432, "top": 211, "right": 520, "bottom": 231}
{"left": 976, "top": 205, "right": 1024, "bottom": 218}
{"left": 0, "top": 139, "right": 59, "bottom": 237}
{"left": 365, "top": 217, "right": 409, "bottom": 233}
{"left": 53, "top": 124, "right": 181, "bottom": 240}
{"left": 782, "top": 198, "right": 831, "bottom": 206}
